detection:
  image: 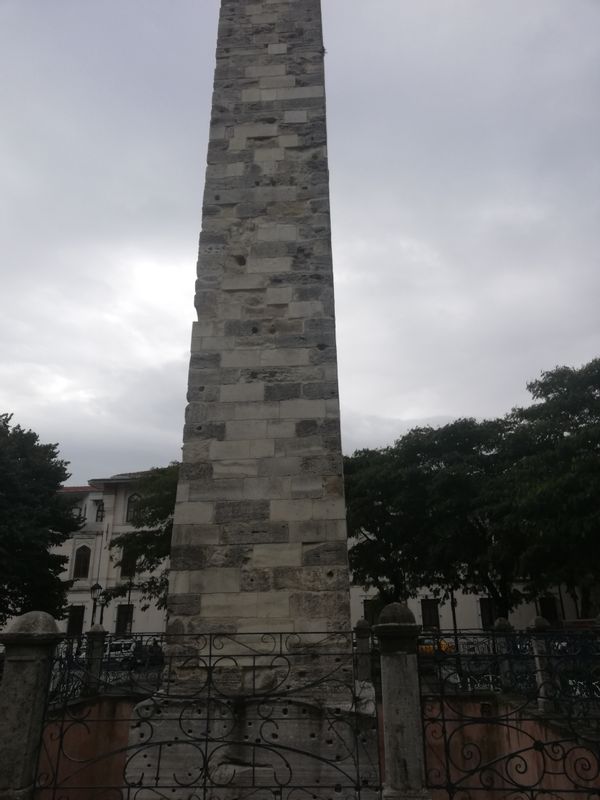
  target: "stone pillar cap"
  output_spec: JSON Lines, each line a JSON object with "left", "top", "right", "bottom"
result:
{"left": 0, "top": 610, "right": 62, "bottom": 646}
{"left": 88, "top": 624, "right": 106, "bottom": 635}
{"left": 354, "top": 617, "right": 371, "bottom": 636}
{"left": 377, "top": 602, "right": 416, "bottom": 626}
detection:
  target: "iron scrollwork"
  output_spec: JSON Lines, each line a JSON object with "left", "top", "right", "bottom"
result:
{"left": 419, "top": 628, "right": 600, "bottom": 799}
{"left": 37, "top": 631, "right": 381, "bottom": 800}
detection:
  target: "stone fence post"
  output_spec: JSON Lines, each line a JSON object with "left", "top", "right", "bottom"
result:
{"left": 0, "top": 611, "right": 62, "bottom": 800}
{"left": 373, "top": 603, "right": 431, "bottom": 800}
{"left": 84, "top": 624, "right": 106, "bottom": 695}
{"left": 354, "top": 618, "right": 372, "bottom": 682}
{"left": 530, "top": 615, "right": 554, "bottom": 713}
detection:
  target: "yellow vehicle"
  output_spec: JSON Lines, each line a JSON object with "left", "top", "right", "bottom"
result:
{"left": 418, "top": 635, "right": 455, "bottom": 656}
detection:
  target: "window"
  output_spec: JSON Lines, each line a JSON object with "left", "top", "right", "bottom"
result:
{"left": 115, "top": 604, "right": 133, "bottom": 636}
{"left": 125, "top": 494, "right": 140, "bottom": 523}
{"left": 421, "top": 598, "right": 440, "bottom": 629}
{"left": 95, "top": 500, "right": 105, "bottom": 522}
{"left": 363, "top": 597, "right": 385, "bottom": 626}
{"left": 66, "top": 606, "right": 85, "bottom": 637}
{"left": 539, "top": 595, "right": 559, "bottom": 626}
{"left": 120, "top": 544, "right": 137, "bottom": 579}
{"left": 72, "top": 545, "right": 91, "bottom": 580}
{"left": 479, "top": 597, "right": 496, "bottom": 630}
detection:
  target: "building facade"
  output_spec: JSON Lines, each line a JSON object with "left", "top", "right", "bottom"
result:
{"left": 57, "top": 475, "right": 166, "bottom": 637}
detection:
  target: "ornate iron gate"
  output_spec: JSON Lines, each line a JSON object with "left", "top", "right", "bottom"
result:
{"left": 37, "top": 631, "right": 381, "bottom": 800}
{"left": 419, "top": 628, "right": 600, "bottom": 799}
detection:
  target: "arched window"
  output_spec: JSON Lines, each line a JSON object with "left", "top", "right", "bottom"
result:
{"left": 125, "top": 494, "right": 140, "bottom": 524}
{"left": 73, "top": 545, "right": 91, "bottom": 580}
{"left": 95, "top": 500, "right": 105, "bottom": 523}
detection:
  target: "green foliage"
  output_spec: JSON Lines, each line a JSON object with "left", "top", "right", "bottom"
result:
{"left": 105, "top": 463, "right": 178, "bottom": 610}
{"left": 510, "top": 358, "right": 600, "bottom": 615}
{"left": 346, "top": 358, "right": 600, "bottom": 619}
{"left": 0, "top": 413, "right": 81, "bottom": 626}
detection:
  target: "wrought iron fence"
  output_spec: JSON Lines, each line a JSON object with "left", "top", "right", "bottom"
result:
{"left": 419, "top": 628, "right": 600, "bottom": 799}
{"left": 37, "top": 631, "right": 381, "bottom": 800}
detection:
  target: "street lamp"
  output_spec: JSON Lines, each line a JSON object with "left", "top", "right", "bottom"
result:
{"left": 90, "top": 582, "right": 103, "bottom": 626}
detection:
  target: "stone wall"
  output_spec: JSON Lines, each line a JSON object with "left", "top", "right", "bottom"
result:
{"left": 169, "top": 0, "right": 351, "bottom": 634}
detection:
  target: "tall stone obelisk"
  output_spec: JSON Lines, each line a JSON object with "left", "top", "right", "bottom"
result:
{"left": 168, "top": 0, "right": 350, "bottom": 634}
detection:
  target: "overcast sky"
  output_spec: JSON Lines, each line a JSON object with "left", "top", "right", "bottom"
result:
{"left": 1, "top": 1, "right": 598, "bottom": 484}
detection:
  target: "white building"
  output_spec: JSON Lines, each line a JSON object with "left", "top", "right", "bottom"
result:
{"left": 58, "top": 473, "right": 166, "bottom": 637}
{"left": 350, "top": 583, "right": 579, "bottom": 632}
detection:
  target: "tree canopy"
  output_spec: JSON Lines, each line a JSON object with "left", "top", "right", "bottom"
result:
{"left": 346, "top": 358, "right": 600, "bottom": 619}
{"left": 106, "top": 463, "right": 178, "bottom": 610}
{"left": 0, "top": 413, "right": 81, "bottom": 627}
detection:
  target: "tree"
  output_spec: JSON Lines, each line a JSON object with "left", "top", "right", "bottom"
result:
{"left": 345, "top": 358, "right": 600, "bottom": 620}
{"left": 510, "top": 358, "right": 600, "bottom": 616}
{"left": 345, "top": 417, "right": 531, "bottom": 618}
{"left": 105, "top": 463, "right": 178, "bottom": 610}
{"left": 0, "top": 413, "right": 81, "bottom": 627}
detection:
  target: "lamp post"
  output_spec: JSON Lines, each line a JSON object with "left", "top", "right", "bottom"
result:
{"left": 90, "top": 582, "right": 103, "bottom": 626}
{"left": 99, "top": 593, "right": 109, "bottom": 626}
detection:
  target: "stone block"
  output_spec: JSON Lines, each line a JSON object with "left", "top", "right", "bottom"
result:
{"left": 255, "top": 591, "right": 291, "bottom": 618}
{"left": 266, "top": 420, "right": 296, "bottom": 438}
{"left": 213, "top": 459, "right": 259, "bottom": 478}
{"left": 209, "top": 440, "right": 251, "bottom": 460}
{"left": 252, "top": 543, "right": 302, "bottom": 568}
{"left": 284, "top": 109, "right": 309, "bottom": 124}
{"left": 288, "top": 520, "right": 346, "bottom": 543}
{"left": 268, "top": 43, "right": 288, "bottom": 55}
{"left": 272, "top": 566, "right": 349, "bottom": 592}
{"left": 302, "top": 542, "right": 348, "bottom": 566}
{"left": 241, "top": 568, "right": 273, "bottom": 592}
{"left": 220, "top": 521, "right": 289, "bottom": 545}
{"left": 222, "top": 350, "right": 262, "bottom": 368}
{"left": 174, "top": 501, "right": 214, "bottom": 525}
{"left": 202, "top": 593, "right": 259, "bottom": 618}
{"left": 215, "top": 500, "right": 270, "bottom": 524}
{"left": 220, "top": 383, "right": 265, "bottom": 403}
{"left": 311, "top": 497, "right": 346, "bottom": 520}
{"left": 225, "top": 420, "right": 268, "bottom": 440}
{"left": 249, "top": 439, "right": 275, "bottom": 458}
{"left": 270, "top": 498, "right": 313, "bottom": 521}
{"left": 260, "top": 349, "right": 310, "bottom": 367}
{"left": 233, "top": 401, "right": 280, "bottom": 419}
{"left": 189, "top": 568, "right": 241, "bottom": 594}
{"left": 279, "top": 399, "right": 326, "bottom": 419}
{"left": 189, "top": 478, "right": 245, "bottom": 501}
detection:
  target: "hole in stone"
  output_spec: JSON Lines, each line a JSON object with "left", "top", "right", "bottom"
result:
{"left": 334, "top": 786, "right": 342, "bottom": 794}
{"left": 310, "top": 732, "right": 316, "bottom": 739}
{"left": 282, "top": 707, "right": 288, "bottom": 715}
{"left": 271, "top": 733, "right": 278, "bottom": 740}
{"left": 235, "top": 255, "right": 246, "bottom": 266}
{"left": 251, "top": 326, "right": 259, "bottom": 334}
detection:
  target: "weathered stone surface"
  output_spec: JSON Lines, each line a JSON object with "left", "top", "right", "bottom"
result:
{"left": 169, "top": 0, "right": 351, "bottom": 632}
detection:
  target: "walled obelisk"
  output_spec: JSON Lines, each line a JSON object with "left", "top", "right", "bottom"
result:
{"left": 168, "top": 0, "right": 350, "bottom": 634}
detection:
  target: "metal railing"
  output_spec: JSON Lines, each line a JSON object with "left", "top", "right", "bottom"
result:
{"left": 38, "top": 630, "right": 381, "bottom": 800}
{"left": 419, "top": 628, "right": 600, "bottom": 798}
